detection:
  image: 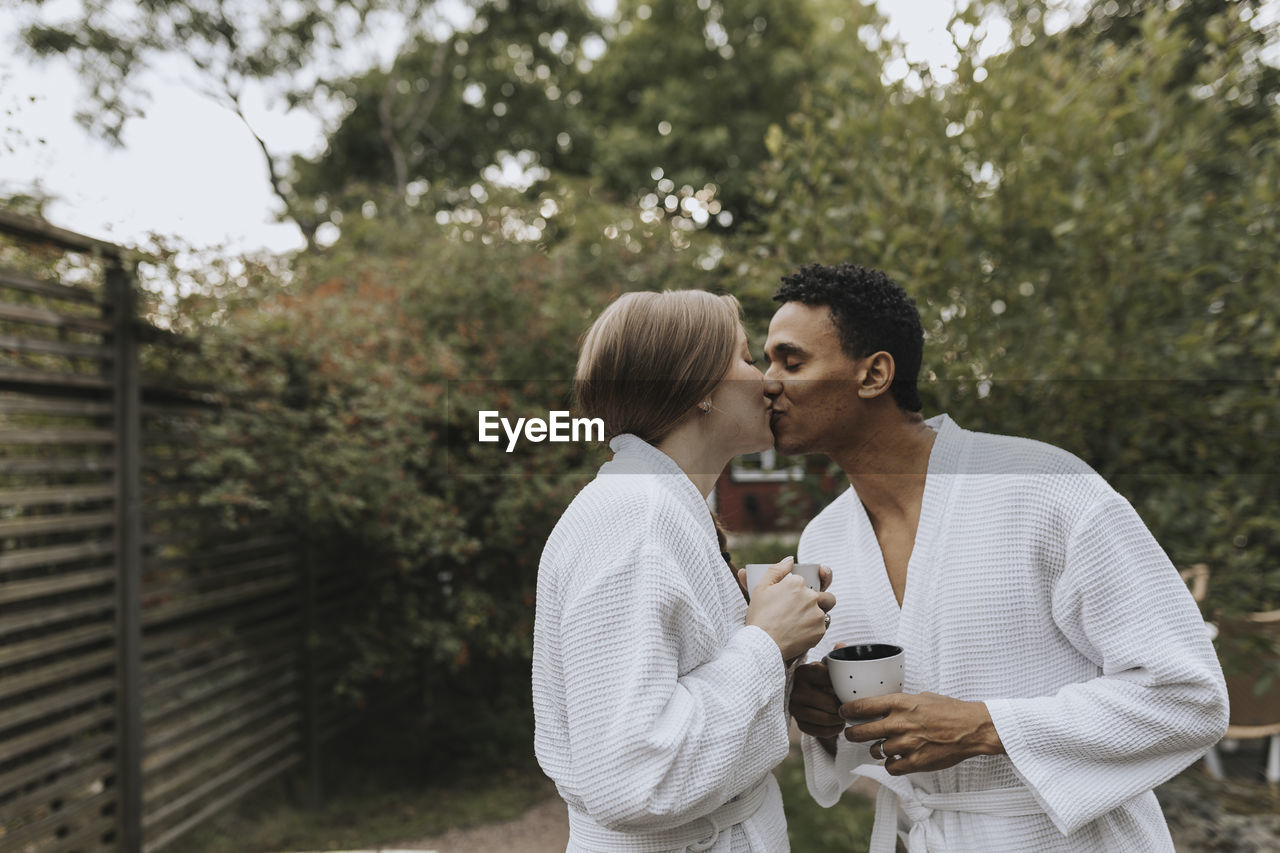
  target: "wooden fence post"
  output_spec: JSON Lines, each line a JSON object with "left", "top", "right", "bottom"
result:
{"left": 0, "top": 212, "right": 356, "bottom": 850}
{"left": 108, "top": 258, "right": 143, "bottom": 852}
{"left": 301, "top": 544, "right": 323, "bottom": 810}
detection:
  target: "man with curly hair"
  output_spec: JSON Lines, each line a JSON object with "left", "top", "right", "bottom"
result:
{"left": 768, "top": 262, "right": 1227, "bottom": 852}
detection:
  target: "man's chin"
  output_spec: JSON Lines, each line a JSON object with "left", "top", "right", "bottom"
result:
{"left": 769, "top": 430, "right": 802, "bottom": 455}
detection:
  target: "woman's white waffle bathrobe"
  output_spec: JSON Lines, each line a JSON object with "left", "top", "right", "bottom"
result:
{"left": 534, "top": 434, "right": 793, "bottom": 852}
{"left": 801, "top": 414, "right": 1229, "bottom": 852}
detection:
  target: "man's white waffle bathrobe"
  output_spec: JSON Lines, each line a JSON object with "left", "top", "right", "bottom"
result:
{"left": 801, "top": 414, "right": 1229, "bottom": 852}
{"left": 534, "top": 434, "right": 793, "bottom": 852}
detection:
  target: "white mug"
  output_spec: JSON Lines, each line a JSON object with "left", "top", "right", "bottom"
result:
{"left": 823, "top": 643, "right": 905, "bottom": 724}
{"left": 743, "top": 562, "right": 822, "bottom": 599}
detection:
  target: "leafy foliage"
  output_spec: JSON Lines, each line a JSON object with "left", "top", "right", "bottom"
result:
{"left": 571, "top": 0, "right": 827, "bottom": 223}
{"left": 14, "top": 0, "right": 497, "bottom": 248}
{"left": 172, "top": 183, "right": 720, "bottom": 716}
{"left": 744, "top": 1, "right": 1280, "bottom": 633}
{"left": 776, "top": 749, "right": 875, "bottom": 852}
{"left": 13, "top": 0, "right": 1280, "bottom": 739}
{"left": 297, "top": 0, "right": 849, "bottom": 226}
{"left": 291, "top": 0, "right": 602, "bottom": 215}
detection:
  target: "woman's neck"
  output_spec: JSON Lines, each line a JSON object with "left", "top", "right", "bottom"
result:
{"left": 656, "top": 428, "right": 730, "bottom": 499}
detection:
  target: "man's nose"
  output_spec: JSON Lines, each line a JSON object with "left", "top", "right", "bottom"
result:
{"left": 763, "top": 375, "right": 783, "bottom": 398}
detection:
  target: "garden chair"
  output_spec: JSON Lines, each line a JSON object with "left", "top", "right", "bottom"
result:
{"left": 1183, "top": 564, "right": 1280, "bottom": 785}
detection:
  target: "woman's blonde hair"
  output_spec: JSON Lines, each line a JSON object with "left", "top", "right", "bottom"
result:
{"left": 575, "top": 289, "right": 747, "bottom": 593}
{"left": 575, "top": 290, "right": 743, "bottom": 445}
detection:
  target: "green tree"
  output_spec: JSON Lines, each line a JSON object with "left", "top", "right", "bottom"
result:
{"left": 574, "top": 0, "right": 824, "bottom": 224}
{"left": 173, "top": 182, "right": 723, "bottom": 724}
{"left": 295, "top": 0, "right": 880, "bottom": 229}
{"left": 14, "top": 0, "right": 496, "bottom": 250}
{"left": 1044, "top": 0, "right": 1279, "bottom": 130}
{"left": 743, "top": 0, "right": 1280, "bottom": 634}
{"left": 15, "top": 0, "right": 884, "bottom": 239}
{"left": 290, "top": 0, "right": 603, "bottom": 218}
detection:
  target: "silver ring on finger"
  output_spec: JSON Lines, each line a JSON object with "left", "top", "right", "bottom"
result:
{"left": 823, "top": 613, "right": 831, "bottom": 628}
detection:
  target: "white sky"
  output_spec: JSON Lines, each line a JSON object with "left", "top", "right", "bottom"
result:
{"left": 0, "top": 0, "right": 1273, "bottom": 256}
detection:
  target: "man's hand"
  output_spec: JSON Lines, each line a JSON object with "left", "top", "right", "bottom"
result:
{"left": 788, "top": 637, "right": 845, "bottom": 757}
{"left": 842, "top": 692, "right": 1005, "bottom": 776}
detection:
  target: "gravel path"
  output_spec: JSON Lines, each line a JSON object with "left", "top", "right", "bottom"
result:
{"left": 386, "top": 746, "right": 1279, "bottom": 853}
{"left": 400, "top": 795, "right": 569, "bottom": 853}
{"left": 395, "top": 770, "right": 876, "bottom": 852}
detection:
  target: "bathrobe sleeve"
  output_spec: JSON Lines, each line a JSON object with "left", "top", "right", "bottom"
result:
{"left": 794, "top": 507, "right": 878, "bottom": 808}
{"left": 796, "top": 612, "right": 875, "bottom": 810}
{"left": 558, "top": 547, "right": 791, "bottom": 832}
{"left": 801, "top": 726, "right": 878, "bottom": 807}
{"left": 985, "top": 494, "right": 1229, "bottom": 836}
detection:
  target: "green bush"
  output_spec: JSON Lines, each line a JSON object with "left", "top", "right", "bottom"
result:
{"left": 174, "top": 183, "right": 725, "bottom": 725}
{"left": 144, "top": 0, "right": 1278, "bottom": 742}
{"left": 739, "top": 2, "right": 1280, "bottom": 648}
{"left": 776, "top": 749, "right": 875, "bottom": 853}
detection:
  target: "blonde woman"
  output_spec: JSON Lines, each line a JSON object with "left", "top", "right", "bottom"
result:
{"left": 533, "top": 290, "right": 835, "bottom": 852}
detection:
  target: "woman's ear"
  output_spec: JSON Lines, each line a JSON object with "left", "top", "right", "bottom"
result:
{"left": 857, "top": 351, "right": 896, "bottom": 400}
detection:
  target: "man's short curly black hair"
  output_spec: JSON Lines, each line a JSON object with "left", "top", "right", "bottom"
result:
{"left": 773, "top": 263, "right": 923, "bottom": 412}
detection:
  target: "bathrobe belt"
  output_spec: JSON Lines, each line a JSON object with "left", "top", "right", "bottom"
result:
{"left": 855, "top": 764, "right": 1044, "bottom": 853}
{"left": 566, "top": 774, "right": 770, "bottom": 852}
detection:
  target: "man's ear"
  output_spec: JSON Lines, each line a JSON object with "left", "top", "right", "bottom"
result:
{"left": 857, "top": 352, "right": 896, "bottom": 400}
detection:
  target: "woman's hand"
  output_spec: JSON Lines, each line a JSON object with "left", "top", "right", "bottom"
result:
{"left": 741, "top": 558, "right": 834, "bottom": 661}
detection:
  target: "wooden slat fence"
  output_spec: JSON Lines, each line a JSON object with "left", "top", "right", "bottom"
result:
{"left": 0, "top": 211, "right": 357, "bottom": 853}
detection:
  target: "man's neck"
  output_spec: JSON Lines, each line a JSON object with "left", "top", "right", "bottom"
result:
{"left": 833, "top": 415, "right": 937, "bottom": 526}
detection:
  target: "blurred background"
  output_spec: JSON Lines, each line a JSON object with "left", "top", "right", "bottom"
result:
{"left": 1, "top": 0, "right": 1278, "bottom": 850}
